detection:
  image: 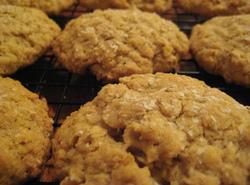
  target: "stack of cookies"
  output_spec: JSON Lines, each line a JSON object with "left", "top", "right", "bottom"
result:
{"left": 0, "top": 1, "right": 249, "bottom": 185}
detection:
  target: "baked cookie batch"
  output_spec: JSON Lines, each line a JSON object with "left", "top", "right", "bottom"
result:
{"left": 0, "top": 1, "right": 249, "bottom": 185}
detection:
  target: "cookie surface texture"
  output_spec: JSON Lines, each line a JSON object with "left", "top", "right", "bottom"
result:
{"left": 191, "top": 15, "right": 250, "bottom": 87}
{"left": 176, "top": 0, "right": 250, "bottom": 16}
{"left": 80, "top": 0, "right": 172, "bottom": 13}
{"left": 53, "top": 9, "right": 189, "bottom": 81}
{"left": 0, "top": 77, "right": 53, "bottom": 185}
{"left": 50, "top": 73, "right": 250, "bottom": 185}
{"left": 0, "top": 0, "right": 75, "bottom": 14}
{"left": 0, "top": 5, "right": 61, "bottom": 76}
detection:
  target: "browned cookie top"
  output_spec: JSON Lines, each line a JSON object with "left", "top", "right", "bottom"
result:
{"left": 176, "top": 0, "right": 250, "bottom": 17}
{"left": 0, "top": 5, "right": 61, "bottom": 76}
{"left": 0, "top": 0, "right": 75, "bottom": 15}
{"left": 191, "top": 14, "right": 250, "bottom": 87}
{"left": 49, "top": 73, "right": 250, "bottom": 185}
{"left": 53, "top": 9, "right": 189, "bottom": 82}
{"left": 80, "top": 0, "right": 172, "bottom": 14}
{"left": 0, "top": 77, "right": 53, "bottom": 185}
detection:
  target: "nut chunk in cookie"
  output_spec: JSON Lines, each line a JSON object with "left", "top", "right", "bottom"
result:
{"left": 53, "top": 9, "right": 189, "bottom": 82}
{"left": 0, "top": 77, "right": 53, "bottom": 185}
{"left": 49, "top": 73, "right": 250, "bottom": 185}
{"left": 191, "top": 14, "right": 250, "bottom": 87}
{"left": 80, "top": 0, "right": 172, "bottom": 14}
{"left": 0, "top": 5, "right": 61, "bottom": 75}
{"left": 176, "top": 0, "right": 250, "bottom": 17}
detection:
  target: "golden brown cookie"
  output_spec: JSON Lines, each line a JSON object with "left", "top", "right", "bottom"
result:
{"left": 176, "top": 0, "right": 250, "bottom": 17}
{"left": 80, "top": 0, "right": 172, "bottom": 14}
{"left": 191, "top": 15, "right": 250, "bottom": 87}
{"left": 52, "top": 9, "right": 189, "bottom": 81}
{"left": 49, "top": 73, "right": 250, "bottom": 185}
{"left": 0, "top": 0, "right": 75, "bottom": 15}
{"left": 0, "top": 77, "right": 53, "bottom": 185}
{"left": 0, "top": 5, "right": 61, "bottom": 76}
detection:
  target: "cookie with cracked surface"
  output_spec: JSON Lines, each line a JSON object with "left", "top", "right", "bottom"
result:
{"left": 176, "top": 0, "right": 250, "bottom": 17}
{"left": 52, "top": 9, "right": 189, "bottom": 82}
{"left": 49, "top": 112, "right": 155, "bottom": 185}
{"left": 191, "top": 15, "right": 250, "bottom": 87}
{"left": 0, "top": 0, "right": 75, "bottom": 15}
{"left": 80, "top": 0, "right": 172, "bottom": 14}
{"left": 0, "top": 77, "right": 53, "bottom": 185}
{"left": 0, "top": 5, "right": 61, "bottom": 76}
{"left": 48, "top": 73, "right": 250, "bottom": 185}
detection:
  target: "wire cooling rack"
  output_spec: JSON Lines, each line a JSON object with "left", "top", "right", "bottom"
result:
{"left": 10, "top": 3, "right": 250, "bottom": 185}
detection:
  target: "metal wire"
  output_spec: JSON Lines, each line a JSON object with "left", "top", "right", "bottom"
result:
{"left": 10, "top": 3, "right": 250, "bottom": 185}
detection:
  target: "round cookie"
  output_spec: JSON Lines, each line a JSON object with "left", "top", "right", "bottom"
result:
{"left": 52, "top": 9, "right": 190, "bottom": 81}
{"left": 49, "top": 73, "right": 250, "bottom": 185}
{"left": 0, "top": 77, "right": 53, "bottom": 185}
{"left": 80, "top": 0, "right": 172, "bottom": 14}
{"left": 0, "top": 0, "right": 75, "bottom": 15}
{"left": 0, "top": 5, "right": 61, "bottom": 76}
{"left": 190, "top": 15, "right": 250, "bottom": 87}
{"left": 176, "top": 0, "right": 250, "bottom": 17}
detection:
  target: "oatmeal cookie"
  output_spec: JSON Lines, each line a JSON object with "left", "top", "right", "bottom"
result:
{"left": 0, "top": 5, "right": 61, "bottom": 76}
{"left": 0, "top": 77, "right": 53, "bottom": 185}
{"left": 191, "top": 15, "right": 250, "bottom": 87}
{"left": 52, "top": 9, "right": 189, "bottom": 81}
{"left": 80, "top": 0, "right": 172, "bottom": 14}
{"left": 0, "top": 0, "right": 75, "bottom": 15}
{"left": 49, "top": 73, "right": 250, "bottom": 185}
{"left": 176, "top": 0, "right": 250, "bottom": 17}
